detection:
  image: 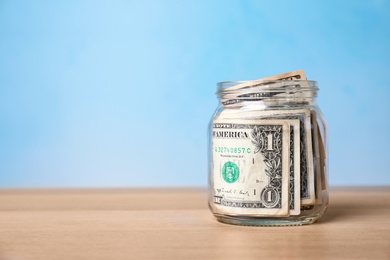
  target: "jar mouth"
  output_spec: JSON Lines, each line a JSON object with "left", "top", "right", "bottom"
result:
{"left": 217, "top": 79, "right": 318, "bottom": 94}
{"left": 217, "top": 80, "right": 318, "bottom": 106}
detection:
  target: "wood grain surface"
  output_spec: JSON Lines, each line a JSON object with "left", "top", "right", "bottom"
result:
{"left": 0, "top": 187, "right": 389, "bottom": 259}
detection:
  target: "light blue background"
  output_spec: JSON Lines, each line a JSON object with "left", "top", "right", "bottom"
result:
{"left": 1, "top": 1, "right": 389, "bottom": 187}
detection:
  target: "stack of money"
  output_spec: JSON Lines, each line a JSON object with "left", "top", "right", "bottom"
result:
{"left": 211, "top": 71, "right": 326, "bottom": 217}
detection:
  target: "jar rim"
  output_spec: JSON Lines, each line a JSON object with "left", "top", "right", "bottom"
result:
{"left": 217, "top": 79, "right": 318, "bottom": 93}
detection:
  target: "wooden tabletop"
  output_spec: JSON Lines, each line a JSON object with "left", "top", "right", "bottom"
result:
{"left": 0, "top": 187, "right": 389, "bottom": 259}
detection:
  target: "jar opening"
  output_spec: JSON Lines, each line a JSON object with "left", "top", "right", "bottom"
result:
{"left": 217, "top": 79, "right": 318, "bottom": 92}
{"left": 217, "top": 80, "right": 318, "bottom": 106}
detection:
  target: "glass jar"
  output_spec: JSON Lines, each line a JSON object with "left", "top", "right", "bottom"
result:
{"left": 208, "top": 79, "right": 328, "bottom": 226}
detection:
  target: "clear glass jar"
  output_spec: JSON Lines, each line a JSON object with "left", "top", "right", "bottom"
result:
{"left": 208, "top": 79, "right": 328, "bottom": 226}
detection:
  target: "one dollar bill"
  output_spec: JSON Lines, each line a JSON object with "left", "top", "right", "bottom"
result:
{"left": 212, "top": 119, "right": 291, "bottom": 216}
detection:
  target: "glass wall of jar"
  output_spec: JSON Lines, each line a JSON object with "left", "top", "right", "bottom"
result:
{"left": 208, "top": 80, "right": 328, "bottom": 226}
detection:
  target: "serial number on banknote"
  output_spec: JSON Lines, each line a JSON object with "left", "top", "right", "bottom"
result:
{"left": 214, "top": 146, "right": 252, "bottom": 154}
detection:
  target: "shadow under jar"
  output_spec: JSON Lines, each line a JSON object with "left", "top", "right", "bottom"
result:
{"left": 208, "top": 80, "right": 328, "bottom": 226}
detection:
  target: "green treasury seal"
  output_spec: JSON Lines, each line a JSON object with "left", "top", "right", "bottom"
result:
{"left": 222, "top": 161, "right": 239, "bottom": 183}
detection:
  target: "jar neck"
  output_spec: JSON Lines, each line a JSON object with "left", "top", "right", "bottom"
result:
{"left": 217, "top": 80, "right": 319, "bottom": 109}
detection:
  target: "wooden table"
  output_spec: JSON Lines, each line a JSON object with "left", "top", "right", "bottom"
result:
{"left": 0, "top": 187, "right": 389, "bottom": 259}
